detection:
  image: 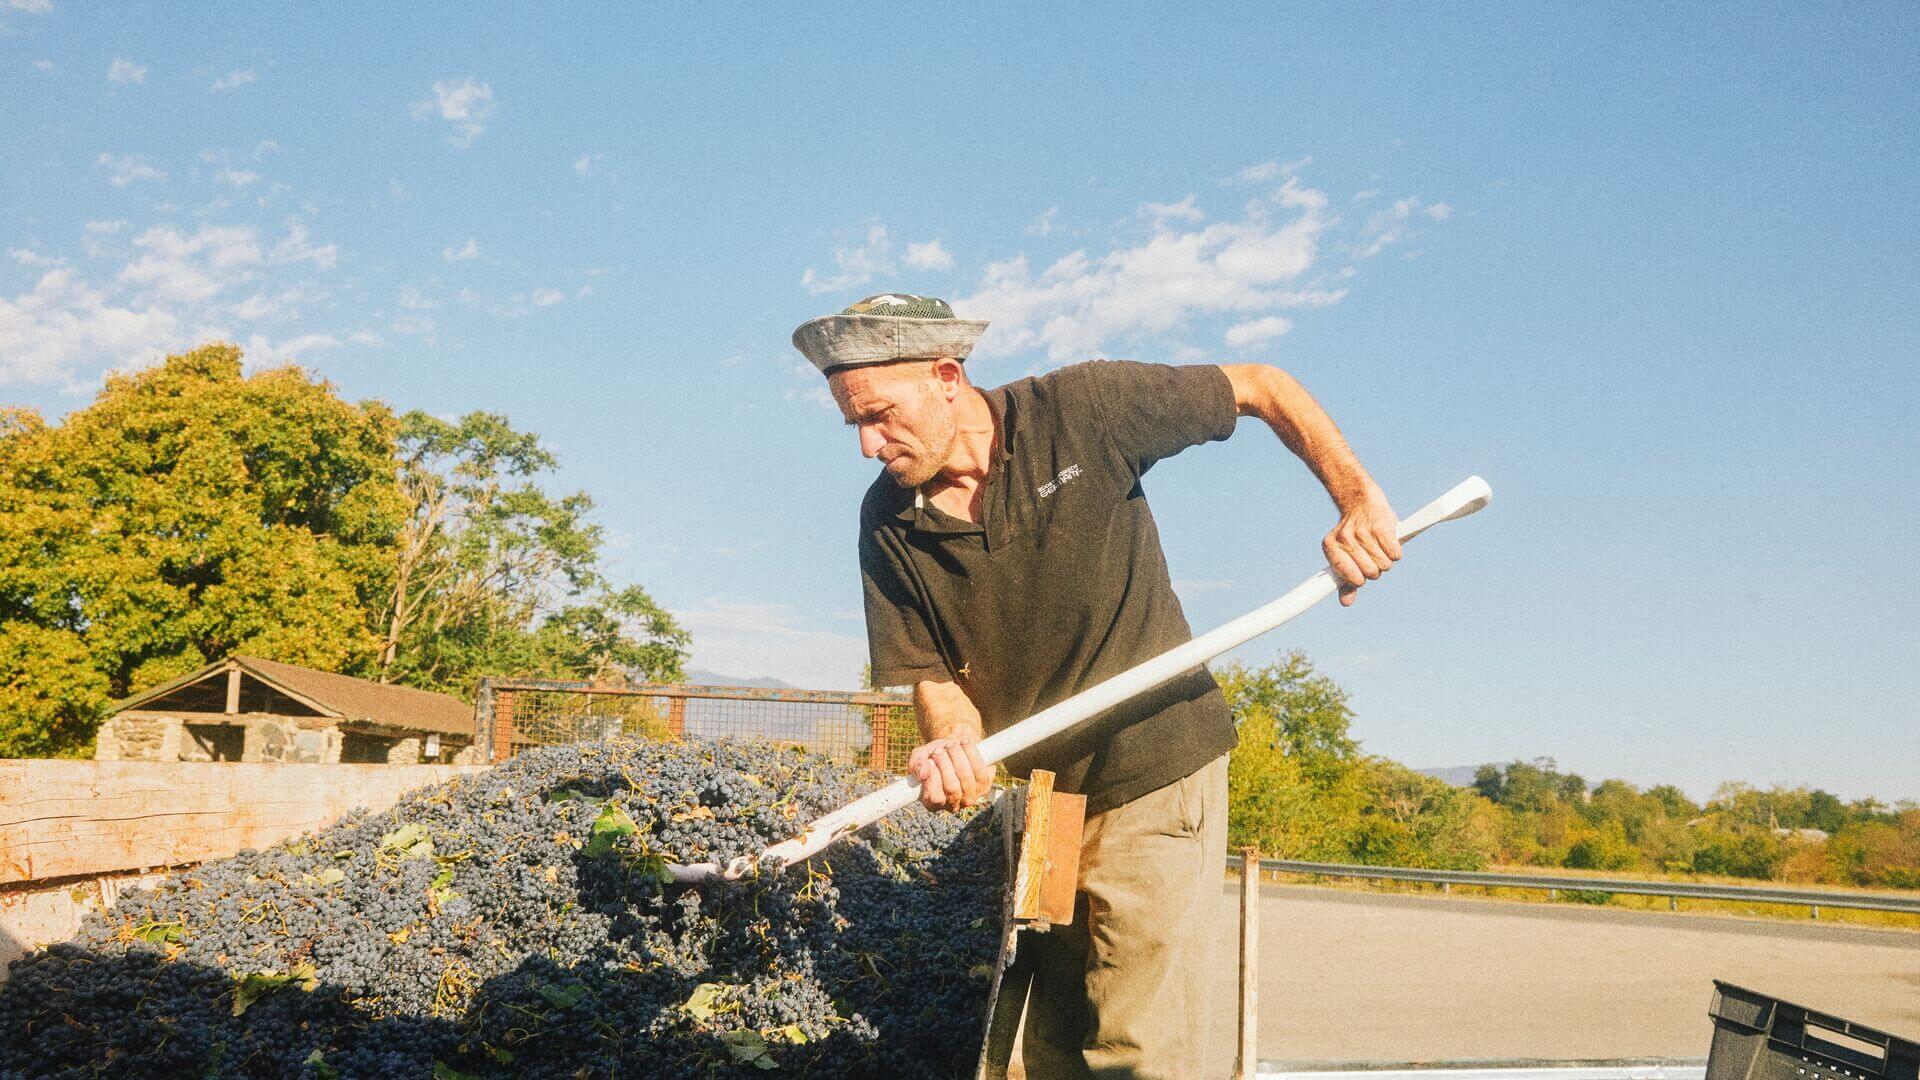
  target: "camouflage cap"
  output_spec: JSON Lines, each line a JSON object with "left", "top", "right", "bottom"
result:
{"left": 791, "top": 293, "right": 989, "bottom": 377}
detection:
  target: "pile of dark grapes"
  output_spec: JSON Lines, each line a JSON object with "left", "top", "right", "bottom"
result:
{"left": 0, "top": 738, "right": 1006, "bottom": 1079}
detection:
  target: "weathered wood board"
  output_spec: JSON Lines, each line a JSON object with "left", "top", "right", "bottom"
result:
{"left": 977, "top": 771, "right": 1089, "bottom": 1080}
{"left": 0, "top": 760, "right": 485, "bottom": 885}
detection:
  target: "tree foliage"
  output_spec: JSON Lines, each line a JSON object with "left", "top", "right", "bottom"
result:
{"left": 0, "top": 346, "right": 402, "bottom": 754}
{"left": 377, "top": 410, "right": 687, "bottom": 695}
{"left": 0, "top": 344, "right": 688, "bottom": 756}
{"left": 1221, "top": 654, "right": 1916, "bottom": 889}
{"left": 1223, "top": 651, "right": 1489, "bottom": 869}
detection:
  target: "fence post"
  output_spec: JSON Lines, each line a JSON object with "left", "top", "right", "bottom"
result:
{"left": 474, "top": 679, "right": 495, "bottom": 763}
{"left": 868, "top": 705, "right": 891, "bottom": 771}
{"left": 1235, "top": 847, "right": 1259, "bottom": 1080}
{"left": 666, "top": 697, "right": 687, "bottom": 737}
{"left": 491, "top": 689, "right": 517, "bottom": 763}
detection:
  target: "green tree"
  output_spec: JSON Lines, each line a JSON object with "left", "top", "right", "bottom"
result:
{"left": 0, "top": 344, "right": 691, "bottom": 756}
{"left": 0, "top": 345, "right": 403, "bottom": 755}
{"left": 1221, "top": 651, "right": 1493, "bottom": 868}
{"left": 378, "top": 410, "right": 687, "bottom": 696}
{"left": 1347, "top": 758, "right": 1495, "bottom": 870}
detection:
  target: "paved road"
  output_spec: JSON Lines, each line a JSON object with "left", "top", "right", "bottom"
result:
{"left": 1197, "top": 882, "right": 1920, "bottom": 1065}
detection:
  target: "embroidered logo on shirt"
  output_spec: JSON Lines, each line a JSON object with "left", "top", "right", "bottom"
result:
{"left": 1036, "top": 464, "right": 1082, "bottom": 499}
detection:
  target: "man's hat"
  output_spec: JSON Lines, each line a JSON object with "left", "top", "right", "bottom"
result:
{"left": 792, "top": 294, "right": 989, "bottom": 377}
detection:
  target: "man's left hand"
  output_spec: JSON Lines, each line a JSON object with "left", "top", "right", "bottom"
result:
{"left": 1324, "top": 481, "right": 1401, "bottom": 606}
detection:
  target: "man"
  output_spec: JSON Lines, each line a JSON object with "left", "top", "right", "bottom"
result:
{"left": 792, "top": 294, "right": 1401, "bottom": 1079}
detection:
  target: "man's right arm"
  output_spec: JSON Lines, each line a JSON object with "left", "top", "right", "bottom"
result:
{"left": 908, "top": 679, "right": 992, "bottom": 812}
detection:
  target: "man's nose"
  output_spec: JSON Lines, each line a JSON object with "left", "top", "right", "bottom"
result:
{"left": 857, "top": 424, "right": 886, "bottom": 458}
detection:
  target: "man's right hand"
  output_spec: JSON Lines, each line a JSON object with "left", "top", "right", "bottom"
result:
{"left": 908, "top": 735, "right": 992, "bottom": 812}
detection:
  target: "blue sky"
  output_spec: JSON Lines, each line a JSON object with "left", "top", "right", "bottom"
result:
{"left": 4, "top": 4, "right": 1916, "bottom": 801}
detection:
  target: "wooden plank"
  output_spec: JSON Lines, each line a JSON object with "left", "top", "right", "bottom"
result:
{"left": 1036, "top": 791, "right": 1084, "bottom": 927}
{"left": 1011, "top": 771, "right": 1054, "bottom": 923}
{"left": 0, "top": 760, "right": 486, "bottom": 884}
{"left": 974, "top": 913, "right": 1038, "bottom": 1080}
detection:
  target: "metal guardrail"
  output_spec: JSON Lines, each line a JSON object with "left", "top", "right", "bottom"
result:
{"left": 1231, "top": 857, "right": 1920, "bottom": 917}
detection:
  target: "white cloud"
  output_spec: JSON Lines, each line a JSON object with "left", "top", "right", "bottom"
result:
{"left": 0, "top": 268, "right": 180, "bottom": 387}
{"left": 119, "top": 224, "right": 263, "bottom": 304}
{"left": 1226, "top": 156, "right": 1310, "bottom": 186}
{"left": 253, "top": 140, "right": 279, "bottom": 160}
{"left": 217, "top": 168, "right": 260, "bottom": 188}
{"left": 9, "top": 0, "right": 55, "bottom": 12}
{"left": 442, "top": 237, "right": 479, "bottom": 262}
{"left": 1143, "top": 195, "right": 1205, "bottom": 227}
{"left": 529, "top": 288, "right": 565, "bottom": 307}
{"left": 956, "top": 177, "right": 1338, "bottom": 363}
{"left": 8, "top": 248, "right": 59, "bottom": 267}
{"left": 270, "top": 220, "right": 337, "bottom": 269}
{"left": 96, "top": 153, "right": 165, "bottom": 187}
{"left": 210, "top": 68, "right": 256, "bottom": 92}
{"left": 2, "top": 209, "right": 350, "bottom": 389}
{"left": 81, "top": 219, "right": 126, "bottom": 258}
{"left": 390, "top": 313, "right": 436, "bottom": 342}
{"left": 1223, "top": 314, "right": 1294, "bottom": 349}
{"left": 903, "top": 240, "right": 954, "bottom": 271}
{"left": 1360, "top": 195, "right": 1451, "bottom": 256}
{"left": 228, "top": 285, "right": 310, "bottom": 321}
{"left": 347, "top": 329, "right": 384, "bottom": 346}
{"left": 107, "top": 58, "right": 147, "bottom": 84}
{"left": 800, "top": 225, "right": 891, "bottom": 295}
{"left": 1028, "top": 207, "right": 1058, "bottom": 237}
{"left": 412, "top": 78, "right": 494, "bottom": 148}
{"left": 678, "top": 599, "right": 868, "bottom": 689}
{"left": 573, "top": 153, "right": 602, "bottom": 176}
{"left": 241, "top": 332, "right": 339, "bottom": 366}
{"left": 33, "top": 59, "right": 55, "bottom": 71}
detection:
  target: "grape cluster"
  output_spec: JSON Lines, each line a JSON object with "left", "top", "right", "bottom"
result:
{"left": 0, "top": 738, "right": 1006, "bottom": 1079}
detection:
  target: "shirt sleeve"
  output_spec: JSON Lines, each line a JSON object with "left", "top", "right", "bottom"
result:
{"left": 859, "top": 526, "right": 951, "bottom": 688}
{"left": 1084, "top": 360, "right": 1239, "bottom": 478}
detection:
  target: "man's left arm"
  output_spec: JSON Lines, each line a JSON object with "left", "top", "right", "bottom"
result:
{"left": 1220, "top": 363, "right": 1401, "bottom": 606}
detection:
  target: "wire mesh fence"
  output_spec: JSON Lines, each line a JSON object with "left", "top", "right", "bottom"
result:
{"left": 475, "top": 679, "right": 919, "bottom": 773}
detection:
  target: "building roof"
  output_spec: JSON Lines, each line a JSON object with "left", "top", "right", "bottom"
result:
{"left": 116, "top": 655, "right": 475, "bottom": 738}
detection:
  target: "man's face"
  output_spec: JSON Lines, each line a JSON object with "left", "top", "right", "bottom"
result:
{"left": 828, "top": 361, "right": 959, "bottom": 488}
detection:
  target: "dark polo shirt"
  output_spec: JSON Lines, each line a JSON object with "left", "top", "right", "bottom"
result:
{"left": 858, "top": 359, "right": 1240, "bottom": 815}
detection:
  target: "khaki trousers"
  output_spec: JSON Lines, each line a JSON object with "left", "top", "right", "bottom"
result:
{"left": 1019, "top": 754, "right": 1230, "bottom": 1079}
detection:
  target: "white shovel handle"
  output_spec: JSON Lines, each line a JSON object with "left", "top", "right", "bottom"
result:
{"left": 672, "top": 475, "right": 1492, "bottom": 883}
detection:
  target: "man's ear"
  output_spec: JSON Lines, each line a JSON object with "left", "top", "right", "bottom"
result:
{"left": 930, "top": 357, "right": 966, "bottom": 400}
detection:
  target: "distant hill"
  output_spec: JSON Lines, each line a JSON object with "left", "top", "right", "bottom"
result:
{"left": 1416, "top": 765, "right": 1490, "bottom": 788}
{"left": 682, "top": 669, "right": 797, "bottom": 690}
{"left": 673, "top": 670, "right": 869, "bottom": 763}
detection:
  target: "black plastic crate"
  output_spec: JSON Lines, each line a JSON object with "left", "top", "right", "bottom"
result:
{"left": 1708, "top": 980, "right": 1919, "bottom": 1080}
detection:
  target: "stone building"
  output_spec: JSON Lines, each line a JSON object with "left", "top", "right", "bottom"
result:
{"left": 94, "top": 655, "right": 479, "bottom": 765}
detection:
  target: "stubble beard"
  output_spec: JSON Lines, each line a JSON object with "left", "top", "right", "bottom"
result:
{"left": 887, "top": 406, "right": 957, "bottom": 490}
